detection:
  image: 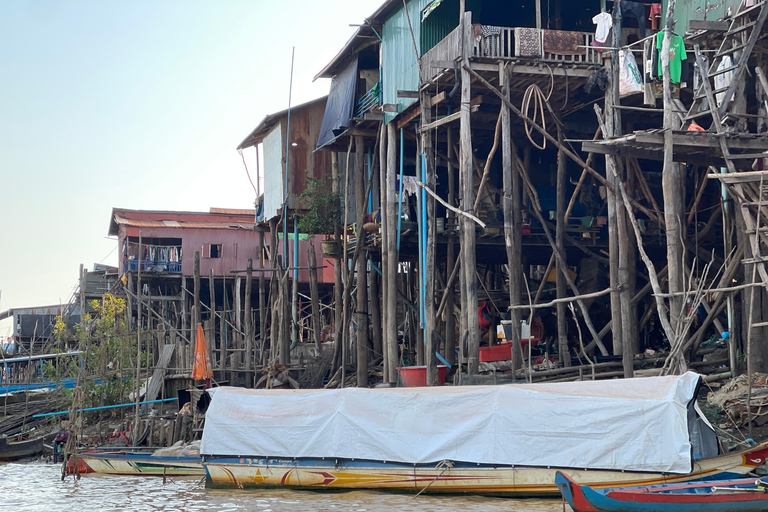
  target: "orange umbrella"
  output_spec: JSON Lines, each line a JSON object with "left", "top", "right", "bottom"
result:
{"left": 192, "top": 323, "right": 212, "bottom": 381}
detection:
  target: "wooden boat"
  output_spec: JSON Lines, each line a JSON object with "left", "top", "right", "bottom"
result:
{"left": 201, "top": 373, "right": 768, "bottom": 496}
{"left": 203, "top": 441, "right": 768, "bottom": 496}
{"left": 556, "top": 471, "right": 768, "bottom": 512}
{"left": 65, "top": 451, "right": 204, "bottom": 477}
{"left": 0, "top": 434, "right": 44, "bottom": 461}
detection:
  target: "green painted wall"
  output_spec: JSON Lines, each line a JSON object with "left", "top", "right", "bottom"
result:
{"left": 661, "top": 0, "right": 740, "bottom": 34}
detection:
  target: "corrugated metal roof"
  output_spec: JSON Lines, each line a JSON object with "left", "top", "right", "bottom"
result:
{"left": 109, "top": 208, "right": 260, "bottom": 235}
{"left": 314, "top": 0, "right": 400, "bottom": 81}
{"left": 210, "top": 208, "right": 256, "bottom": 215}
{"left": 113, "top": 215, "right": 254, "bottom": 230}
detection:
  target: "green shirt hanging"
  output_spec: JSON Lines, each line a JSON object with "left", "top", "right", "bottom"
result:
{"left": 656, "top": 31, "right": 687, "bottom": 84}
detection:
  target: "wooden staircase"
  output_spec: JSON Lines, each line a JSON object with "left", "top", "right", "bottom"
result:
{"left": 686, "top": 0, "right": 768, "bottom": 124}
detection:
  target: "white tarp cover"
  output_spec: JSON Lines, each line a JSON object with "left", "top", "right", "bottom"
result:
{"left": 201, "top": 372, "right": 702, "bottom": 473}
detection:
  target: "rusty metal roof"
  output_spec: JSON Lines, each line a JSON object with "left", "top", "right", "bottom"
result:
{"left": 109, "top": 208, "right": 258, "bottom": 235}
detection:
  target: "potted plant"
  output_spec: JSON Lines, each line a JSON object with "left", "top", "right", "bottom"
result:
{"left": 296, "top": 175, "right": 343, "bottom": 257}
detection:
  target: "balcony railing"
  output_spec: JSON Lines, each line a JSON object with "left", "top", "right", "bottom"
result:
{"left": 421, "top": 24, "right": 600, "bottom": 84}
{"left": 472, "top": 26, "right": 599, "bottom": 65}
{"left": 355, "top": 82, "right": 381, "bottom": 118}
{"left": 125, "top": 259, "right": 182, "bottom": 273}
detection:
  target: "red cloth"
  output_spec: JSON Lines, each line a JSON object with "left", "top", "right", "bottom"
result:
{"left": 650, "top": 4, "right": 662, "bottom": 30}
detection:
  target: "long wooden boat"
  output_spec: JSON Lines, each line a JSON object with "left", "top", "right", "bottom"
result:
{"left": 556, "top": 471, "right": 768, "bottom": 512}
{"left": 66, "top": 451, "right": 204, "bottom": 477}
{"left": 204, "top": 441, "right": 768, "bottom": 496}
{"left": 0, "top": 434, "right": 44, "bottom": 461}
{"left": 201, "top": 374, "right": 768, "bottom": 496}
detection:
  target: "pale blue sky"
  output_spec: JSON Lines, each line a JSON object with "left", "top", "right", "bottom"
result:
{"left": 0, "top": 0, "right": 379, "bottom": 335}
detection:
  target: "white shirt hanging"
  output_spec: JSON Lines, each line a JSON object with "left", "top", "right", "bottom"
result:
{"left": 592, "top": 12, "right": 613, "bottom": 43}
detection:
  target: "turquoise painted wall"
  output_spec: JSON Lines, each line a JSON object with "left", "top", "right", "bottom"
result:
{"left": 382, "top": 0, "right": 431, "bottom": 124}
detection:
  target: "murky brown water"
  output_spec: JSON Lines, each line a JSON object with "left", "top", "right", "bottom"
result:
{"left": 2, "top": 461, "right": 565, "bottom": 511}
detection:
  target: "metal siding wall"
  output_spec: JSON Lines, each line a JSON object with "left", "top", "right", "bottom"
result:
{"left": 382, "top": 0, "right": 431, "bottom": 124}
{"left": 263, "top": 122, "right": 285, "bottom": 221}
{"left": 661, "top": 0, "right": 736, "bottom": 33}
{"left": 420, "top": 0, "right": 459, "bottom": 56}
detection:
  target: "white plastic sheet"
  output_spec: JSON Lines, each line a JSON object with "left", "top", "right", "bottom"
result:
{"left": 201, "top": 372, "right": 702, "bottom": 473}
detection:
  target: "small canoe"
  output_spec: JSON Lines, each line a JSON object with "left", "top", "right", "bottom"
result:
{"left": 556, "top": 471, "right": 768, "bottom": 512}
{"left": 66, "top": 451, "right": 204, "bottom": 477}
{"left": 0, "top": 435, "right": 44, "bottom": 461}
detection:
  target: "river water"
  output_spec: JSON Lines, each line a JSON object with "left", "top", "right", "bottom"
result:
{"left": 3, "top": 461, "right": 565, "bottom": 511}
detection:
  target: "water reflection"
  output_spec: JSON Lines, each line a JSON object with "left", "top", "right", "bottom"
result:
{"left": 1, "top": 462, "right": 564, "bottom": 512}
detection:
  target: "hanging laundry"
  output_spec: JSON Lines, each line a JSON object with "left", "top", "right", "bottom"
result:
{"left": 515, "top": 27, "right": 542, "bottom": 57}
{"left": 643, "top": 38, "right": 656, "bottom": 105}
{"left": 592, "top": 11, "right": 612, "bottom": 43}
{"left": 649, "top": 3, "right": 662, "bottom": 30}
{"left": 714, "top": 55, "right": 733, "bottom": 107}
{"left": 623, "top": 1, "right": 647, "bottom": 37}
{"left": 693, "top": 53, "right": 709, "bottom": 92}
{"left": 655, "top": 31, "right": 687, "bottom": 84}
{"left": 542, "top": 30, "right": 586, "bottom": 55}
{"left": 481, "top": 25, "right": 502, "bottom": 56}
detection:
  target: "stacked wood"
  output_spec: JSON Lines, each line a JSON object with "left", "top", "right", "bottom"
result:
{"left": 708, "top": 373, "right": 768, "bottom": 427}
{"left": 0, "top": 398, "right": 67, "bottom": 436}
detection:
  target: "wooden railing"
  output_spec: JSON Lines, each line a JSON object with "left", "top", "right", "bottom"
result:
{"left": 472, "top": 26, "right": 601, "bottom": 65}
{"left": 421, "top": 24, "right": 600, "bottom": 83}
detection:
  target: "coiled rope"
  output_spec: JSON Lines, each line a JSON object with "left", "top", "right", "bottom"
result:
{"left": 521, "top": 66, "right": 554, "bottom": 150}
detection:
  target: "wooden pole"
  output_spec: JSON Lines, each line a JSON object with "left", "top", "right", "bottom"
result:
{"left": 258, "top": 231, "right": 266, "bottom": 366}
{"left": 133, "top": 232, "right": 143, "bottom": 447}
{"left": 604, "top": 55, "right": 624, "bottom": 362}
{"left": 460, "top": 11, "right": 480, "bottom": 374}
{"left": 244, "top": 258, "right": 253, "bottom": 386}
{"left": 331, "top": 152, "right": 344, "bottom": 372}
{"left": 378, "top": 125, "right": 389, "bottom": 379}
{"left": 386, "top": 122, "right": 399, "bottom": 383}
{"left": 556, "top": 129, "right": 570, "bottom": 367}
{"left": 445, "top": 128, "right": 457, "bottom": 366}
{"left": 208, "top": 269, "right": 216, "bottom": 370}
{"left": 308, "top": 242, "right": 323, "bottom": 355}
{"left": 421, "top": 91, "right": 438, "bottom": 385}
{"left": 355, "top": 135, "right": 369, "bottom": 386}
{"left": 501, "top": 64, "right": 523, "bottom": 375}
{"left": 661, "top": 0, "right": 685, "bottom": 362}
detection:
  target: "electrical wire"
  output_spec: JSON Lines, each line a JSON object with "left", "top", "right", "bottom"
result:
{"left": 239, "top": 150, "right": 259, "bottom": 195}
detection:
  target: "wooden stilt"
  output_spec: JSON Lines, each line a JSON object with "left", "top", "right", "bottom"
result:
{"left": 460, "top": 11, "right": 479, "bottom": 374}
{"left": 501, "top": 63, "right": 523, "bottom": 375}
{"left": 386, "top": 122, "right": 399, "bottom": 383}
{"left": 556, "top": 129, "right": 570, "bottom": 367}
{"left": 445, "top": 128, "right": 457, "bottom": 367}
{"left": 355, "top": 135, "right": 369, "bottom": 386}
{"left": 244, "top": 258, "right": 253, "bottom": 386}
{"left": 308, "top": 241, "right": 323, "bottom": 355}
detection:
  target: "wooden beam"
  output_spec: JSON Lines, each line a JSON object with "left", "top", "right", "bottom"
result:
{"left": 688, "top": 19, "right": 729, "bottom": 31}
{"left": 418, "top": 105, "right": 479, "bottom": 133}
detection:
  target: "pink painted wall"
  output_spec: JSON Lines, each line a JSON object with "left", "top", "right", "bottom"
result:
{"left": 118, "top": 226, "right": 334, "bottom": 284}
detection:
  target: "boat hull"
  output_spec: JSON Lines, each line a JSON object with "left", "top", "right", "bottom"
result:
{"left": 556, "top": 472, "right": 768, "bottom": 512}
{"left": 0, "top": 436, "right": 44, "bottom": 461}
{"left": 66, "top": 452, "right": 204, "bottom": 477}
{"left": 203, "top": 442, "right": 768, "bottom": 497}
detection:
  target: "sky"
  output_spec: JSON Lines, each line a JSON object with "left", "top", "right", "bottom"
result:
{"left": 0, "top": 0, "right": 380, "bottom": 336}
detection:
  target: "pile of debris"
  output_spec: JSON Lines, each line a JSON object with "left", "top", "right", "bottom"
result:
{"left": 707, "top": 373, "right": 768, "bottom": 427}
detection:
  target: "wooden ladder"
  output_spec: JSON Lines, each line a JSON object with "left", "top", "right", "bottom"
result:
{"left": 686, "top": 0, "right": 768, "bottom": 124}
{"left": 693, "top": 39, "right": 768, "bottom": 290}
